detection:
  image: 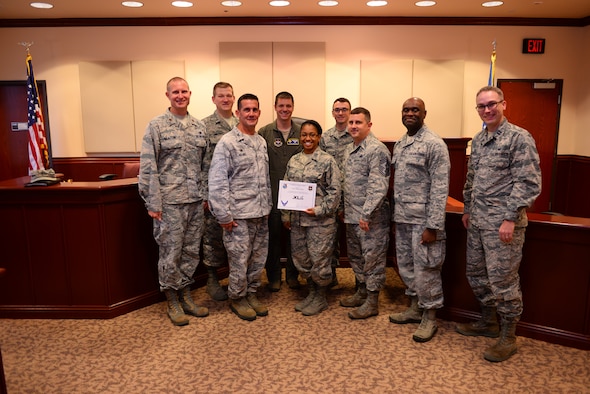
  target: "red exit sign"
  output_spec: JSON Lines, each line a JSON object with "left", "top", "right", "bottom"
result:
{"left": 522, "top": 38, "right": 546, "bottom": 54}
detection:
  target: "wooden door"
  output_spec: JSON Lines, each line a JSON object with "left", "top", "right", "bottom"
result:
{"left": 497, "top": 79, "right": 562, "bottom": 213}
{"left": 0, "top": 81, "right": 51, "bottom": 181}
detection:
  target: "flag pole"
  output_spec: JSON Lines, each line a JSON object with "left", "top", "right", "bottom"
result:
{"left": 488, "top": 39, "right": 497, "bottom": 87}
{"left": 483, "top": 40, "right": 498, "bottom": 129}
{"left": 19, "top": 42, "right": 57, "bottom": 182}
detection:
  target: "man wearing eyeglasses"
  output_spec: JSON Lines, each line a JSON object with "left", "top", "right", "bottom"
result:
{"left": 389, "top": 97, "right": 450, "bottom": 343}
{"left": 320, "top": 98, "right": 353, "bottom": 167}
{"left": 456, "top": 86, "right": 541, "bottom": 362}
{"left": 320, "top": 98, "right": 354, "bottom": 288}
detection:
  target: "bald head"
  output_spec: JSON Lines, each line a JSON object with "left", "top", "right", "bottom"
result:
{"left": 401, "top": 97, "right": 427, "bottom": 135}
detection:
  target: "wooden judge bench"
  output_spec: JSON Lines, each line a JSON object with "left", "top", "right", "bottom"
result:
{"left": 0, "top": 176, "right": 161, "bottom": 319}
{"left": 0, "top": 138, "right": 589, "bottom": 350}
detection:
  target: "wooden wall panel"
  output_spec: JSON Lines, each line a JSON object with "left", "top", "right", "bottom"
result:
{"left": 220, "top": 42, "right": 325, "bottom": 127}
{"left": 79, "top": 61, "right": 136, "bottom": 153}
{"left": 79, "top": 61, "right": 185, "bottom": 154}
{"left": 131, "top": 61, "right": 186, "bottom": 151}
{"left": 26, "top": 206, "right": 71, "bottom": 305}
{"left": 0, "top": 177, "right": 162, "bottom": 318}
{"left": 272, "top": 42, "right": 326, "bottom": 126}
{"left": 63, "top": 205, "right": 107, "bottom": 305}
{"left": 413, "top": 59, "right": 464, "bottom": 138}
{"left": 520, "top": 222, "right": 590, "bottom": 333}
{"left": 360, "top": 59, "right": 464, "bottom": 141}
{"left": 445, "top": 138, "right": 470, "bottom": 201}
{"left": 0, "top": 205, "right": 34, "bottom": 305}
{"left": 102, "top": 197, "right": 159, "bottom": 304}
{"left": 219, "top": 42, "right": 273, "bottom": 126}
{"left": 360, "top": 59, "right": 413, "bottom": 141}
{"left": 53, "top": 157, "right": 139, "bottom": 182}
{"left": 553, "top": 155, "right": 590, "bottom": 218}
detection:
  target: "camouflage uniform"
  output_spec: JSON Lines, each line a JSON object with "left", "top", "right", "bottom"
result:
{"left": 138, "top": 109, "right": 209, "bottom": 291}
{"left": 282, "top": 149, "right": 341, "bottom": 286}
{"left": 463, "top": 119, "right": 541, "bottom": 319}
{"left": 320, "top": 126, "right": 353, "bottom": 175}
{"left": 392, "top": 125, "right": 450, "bottom": 310}
{"left": 343, "top": 135, "right": 391, "bottom": 292}
{"left": 258, "top": 121, "right": 302, "bottom": 284}
{"left": 201, "top": 111, "right": 237, "bottom": 269}
{"left": 208, "top": 128, "right": 273, "bottom": 299}
{"left": 320, "top": 126, "right": 354, "bottom": 266}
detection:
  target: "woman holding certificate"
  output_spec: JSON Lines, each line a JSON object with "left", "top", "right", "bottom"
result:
{"left": 281, "top": 120, "right": 341, "bottom": 316}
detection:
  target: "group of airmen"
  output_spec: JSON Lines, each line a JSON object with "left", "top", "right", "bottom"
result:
{"left": 139, "top": 78, "right": 541, "bottom": 363}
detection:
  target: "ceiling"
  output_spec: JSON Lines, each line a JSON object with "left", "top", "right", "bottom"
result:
{"left": 0, "top": 0, "right": 589, "bottom": 21}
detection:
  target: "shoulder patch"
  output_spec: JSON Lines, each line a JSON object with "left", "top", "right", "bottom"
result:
{"left": 379, "top": 155, "right": 391, "bottom": 176}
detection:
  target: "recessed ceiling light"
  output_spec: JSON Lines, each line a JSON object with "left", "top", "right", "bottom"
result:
{"left": 415, "top": 1, "right": 436, "bottom": 6}
{"left": 122, "top": 1, "right": 144, "bottom": 7}
{"left": 366, "top": 1, "right": 388, "bottom": 7}
{"left": 221, "top": 0, "right": 242, "bottom": 6}
{"left": 318, "top": 0, "right": 339, "bottom": 6}
{"left": 30, "top": 2, "right": 54, "bottom": 9}
{"left": 172, "top": 1, "right": 193, "bottom": 7}
{"left": 269, "top": 0, "right": 290, "bottom": 6}
{"left": 482, "top": 1, "right": 503, "bottom": 7}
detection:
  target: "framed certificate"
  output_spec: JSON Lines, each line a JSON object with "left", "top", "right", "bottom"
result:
{"left": 278, "top": 180, "right": 316, "bottom": 211}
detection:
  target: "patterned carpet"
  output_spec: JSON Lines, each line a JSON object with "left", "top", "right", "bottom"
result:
{"left": 1, "top": 268, "right": 588, "bottom": 393}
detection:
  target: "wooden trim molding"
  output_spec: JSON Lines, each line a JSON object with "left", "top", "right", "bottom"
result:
{"left": 1, "top": 16, "right": 588, "bottom": 28}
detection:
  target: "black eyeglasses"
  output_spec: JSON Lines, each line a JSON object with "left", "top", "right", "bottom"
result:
{"left": 476, "top": 101, "right": 503, "bottom": 112}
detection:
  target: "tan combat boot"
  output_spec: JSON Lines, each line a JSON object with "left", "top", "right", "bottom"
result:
{"left": 206, "top": 267, "right": 228, "bottom": 301}
{"left": 302, "top": 285, "right": 328, "bottom": 316}
{"left": 295, "top": 279, "right": 317, "bottom": 312}
{"left": 456, "top": 306, "right": 500, "bottom": 338}
{"left": 179, "top": 286, "right": 209, "bottom": 317}
{"left": 230, "top": 297, "right": 257, "bottom": 321}
{"left": 164, "top": 289, "right": 189, "bottom": 326}
{"left": 389, "top": 295, "right": 422, "bottom": 324}
{"left": 348, "top": 290, "right": 379, "bottom": 319}
{"left": 246, "top": 292, "right": 268, "bottom": 317}
{"left": 413, "top": 309, "right": 438, "bottom": 342}
{"left": 484, "top": 319, "right": 518, "bottom": 362}
{"left": 340, "top": 282, "right": 367, "bottom": 308}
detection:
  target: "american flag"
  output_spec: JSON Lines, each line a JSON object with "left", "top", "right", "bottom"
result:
{"left": 26, "top": 52, "right": 50, "bottom": 172}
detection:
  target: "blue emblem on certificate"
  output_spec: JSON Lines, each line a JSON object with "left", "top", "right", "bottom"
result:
{"left": 278, "top": 180, "right": 316, "bottom": 211}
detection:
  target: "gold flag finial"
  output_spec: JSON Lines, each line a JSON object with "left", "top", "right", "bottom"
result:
{"left": 18, "top": 41, "right": 34, "bottom": 54}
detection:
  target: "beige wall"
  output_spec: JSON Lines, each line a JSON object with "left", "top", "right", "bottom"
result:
{"left": 578, "top": 25, "right": 590, "bottom": 154}
{"left": 0, "top": 24, "right": 588, "bottom": 157}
